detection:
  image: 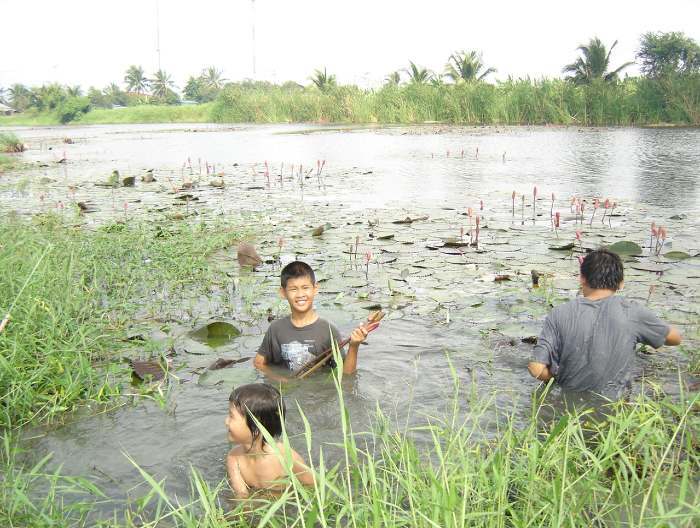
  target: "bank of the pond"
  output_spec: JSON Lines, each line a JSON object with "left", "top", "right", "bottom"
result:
{"left": 1, "top": 76, "right": 698, "bottom": 127}
{"left": 0, "top": 217, "right": 243, "bottom": 428}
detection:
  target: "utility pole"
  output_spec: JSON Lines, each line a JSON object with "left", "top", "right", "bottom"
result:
{"left": 156, "top": 0, "right": 162, "bottom": 72}
{"left": 251, "top": 0, "right": 256, "bottom": 78}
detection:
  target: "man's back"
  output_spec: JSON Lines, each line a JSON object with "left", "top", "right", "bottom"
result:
{"left": 532, "top": 295, "right": 669, "bottom": 397}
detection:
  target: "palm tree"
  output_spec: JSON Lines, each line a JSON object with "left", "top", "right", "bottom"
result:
{"left": 124, "top": 65, "right": 148, "bottom": 94}
{"left": 563, "top": 38, "right": 634, "bottom": 84}
{"left": 445, "top": 50, "right": 496, "bottom": 83}
{"left": 0, "top": 86, "right": 6, "bottom": 104}
{"left": 310, "top": 68, "right": 336, "bottom": 91}
{"left": 404, "top": 61, "right": 433, "bottom": 85}
{"left": 66, "top": 85, "right": 83, "bottom": 97}
{"left": 384, "top": 71, "right": 401, "bottom": 86}
{"left": 201, "top": 66, "right": 227, "bottom": 89}
{"left": 149, "top": 70, "right": 176, "bottom": 99}
{"left": 8, "top": 84, "right": 32, "bottom": 111}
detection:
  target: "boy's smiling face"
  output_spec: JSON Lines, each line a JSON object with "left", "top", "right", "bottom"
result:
{"left": 280, "top": 275, "right": 318, "bottom": 315}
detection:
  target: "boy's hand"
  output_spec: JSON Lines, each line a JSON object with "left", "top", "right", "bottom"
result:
{"left": 349, "top": 326, "right": 369, "bottom": 346}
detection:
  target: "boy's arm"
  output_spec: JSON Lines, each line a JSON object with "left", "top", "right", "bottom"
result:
{"left": 528, "top": 313, "right": 560, "bottom": 382}
{"left": 634, "top": 304, "right": 682, "bottom": 348}
{"left": 665, "top": 326, "right": 682, "bottom": 346}
{"left": 342, "top": 326, "right": 368, "bottom": 374}
{"left": 527, "top": 362, "right": 553, "bottom": 381}
{"left": 226, "top": 453, "right": 250, "bottom": 498}
{"left": 253, "top": 354, "right": 291, "bottom": 383}
{"left": 290, "top": 450, "right": 315, "bottom": 486}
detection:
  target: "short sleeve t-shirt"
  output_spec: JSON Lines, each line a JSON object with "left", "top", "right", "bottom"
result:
{"left": 257, "top": 316, "right": 343, "bottom": 371}
{"left": 531, "top": 296, "right": 669, "bottom": 397}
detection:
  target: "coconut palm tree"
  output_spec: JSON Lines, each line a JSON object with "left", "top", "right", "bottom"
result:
{"left": 404, "top": 61, "right": 433, "bottom": 85}
{"left": 8, "top": 84, "right": 32, "bottom": 110}
{"left": 124, "top": 65, "right": 148, "bottom": 94}
{"left": 563, "top": 37, "right": 634, "bottom": 84}
{"left": 384, "top": 71, "right": 401, "bottom": 86}
{"left": 445, "top": 50, "right": 496, "bottom": 83}
{"left": 149, "top": 70, "right": 176, "bottom": 99}
{"left": 0, "top": 86, "right": 7, "bottom": 104}
{"left": 201, "top": 66, "right": 227, "bottom": 89}
{"left": 66, "top": 85, "right": 83, "bottom": 97}
{"left": 310, "top": 68, "right": 336, "bottom": 91}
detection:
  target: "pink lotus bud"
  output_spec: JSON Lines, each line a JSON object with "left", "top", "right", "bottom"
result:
{"left": 594, "top": 199, "right": 599, "bottom": 209}
{"left": 651, "top": 221, "right": 656, "bottom": 230}
{"left": 58, "top": 201, "right": 64, "bottom": 210}
{"left": 364, "top": 251, "right": 372, "bottom": 264}
{"left": 575, "top": 230, "right": 582, "bottom": 240}
{"left": 467, "top": 207, "right": 473, "bottom": 218}
{"left": 571, "top": 197, "right": 576, "bottom": 205}
{"left": 551, "top": 192, "right": 555, "bottom": 202}
{"left": 604, "top": 198, "right": 611, "bottom": 209}
{"left": 651, "top": 226, "right": 658, "bottom": 237}
{"left": 659, "top": 227, "right": 667, "bottom": 240}
{"left": 480, "top": 200, "right": 484, "bottom": 211}
{"left": 278, "top": 237, "right": 284, "bottom": 248}
{"left": 512, "top": 191, "right": 516, "bottom": 200}
{"left": 475, "top": 215, "right": 480, "bottom": 226}
{"left": 123, "top": 201, "right": 128, "bottom": 210}
{"left": 554, "top": 212, "right": 561, "bottom": 228}
{"left": 577, "top": 256, "right": 585, "bottom": 266}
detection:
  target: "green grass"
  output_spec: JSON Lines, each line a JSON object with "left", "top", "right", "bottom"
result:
{"left": 3, "top": 373, "right": 699, "bottom": 527}
{"left": 0, "top": 153, "right": 20, "bottom": 173}
{"left": 0, "top": 132, "right": 25, "bottom": 153}
{"left": 0, "top": 216, "right": 243, "bottom": 429}
{"left": 1, "top": 75, "right": 698, "bottom": 127}
{"left": 79, "top": 104, "right": 214, "bottom": 124}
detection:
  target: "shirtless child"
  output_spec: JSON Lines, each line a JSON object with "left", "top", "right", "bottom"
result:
{"left": 225, "top": 383, "right": 313, "bottom": 497}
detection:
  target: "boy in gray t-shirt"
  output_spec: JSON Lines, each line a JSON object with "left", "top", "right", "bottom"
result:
{"left": 254, "top": 261, "right": 368, "bottom": 379}
{"left": 528, "top": 249, "right": 682, "bottom": 398}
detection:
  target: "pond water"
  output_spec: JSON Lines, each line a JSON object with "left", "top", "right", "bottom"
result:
{"left": 3, "top": 123, "right": 699, "bottom": 515}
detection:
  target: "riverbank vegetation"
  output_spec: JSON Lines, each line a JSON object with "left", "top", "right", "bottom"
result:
{"left": 0, "top": 32, "right": 698, "bottom": 127}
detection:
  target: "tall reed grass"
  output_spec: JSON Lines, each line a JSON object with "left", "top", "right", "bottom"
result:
{"left": 1, "top": 76, "right": 697, "bottom": 127}
{"left": 0, "top": 216, "right": 243, "bottom": 429}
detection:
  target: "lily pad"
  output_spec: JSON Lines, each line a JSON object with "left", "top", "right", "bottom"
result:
{"left": 663, "top": 251, "right": 691, "bottom": 260}
{"left": 190, "top": 321, "right": 241, "bottom": 347}
{"left": 607, "top": 241, "right": 643, "bottom": 256}
{"left": 198, "top": 364, "right": 258, "bottom": 387}
{"left": 549, "top": 243, "right": 575, "bottom": 251}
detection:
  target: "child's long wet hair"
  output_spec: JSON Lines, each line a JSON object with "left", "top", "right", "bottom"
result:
{"left": 229, "top": 383, "right": 285, "bottom": 446}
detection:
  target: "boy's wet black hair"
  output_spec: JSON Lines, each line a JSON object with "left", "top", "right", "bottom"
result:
{"left": 229, "top": 383, "right": 285, "bottom": 445}
{"left": 280, "top": 260, "right": 316, "bottom": 288}
{"left": 580, "top": 249, "right": 624, "bottom": 290}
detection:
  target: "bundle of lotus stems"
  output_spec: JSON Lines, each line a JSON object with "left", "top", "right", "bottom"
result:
{"left": 294, "top": 310, "right": 385, "bottom": 379}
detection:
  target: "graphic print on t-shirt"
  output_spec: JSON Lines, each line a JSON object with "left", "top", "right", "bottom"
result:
{"left": 281, "top": 340, "right": 316, "bottom": 370}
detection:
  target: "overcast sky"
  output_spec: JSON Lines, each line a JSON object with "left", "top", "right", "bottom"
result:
{"left": 1, "top": 0, "right": 698, "bottom": 90}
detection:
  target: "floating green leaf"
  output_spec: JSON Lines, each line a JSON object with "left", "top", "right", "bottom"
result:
{"left": 663, "top": 251, "right": 691, "bottom": 260}
{"left": 607, "top": 241, "right": 643, "bottom": 256}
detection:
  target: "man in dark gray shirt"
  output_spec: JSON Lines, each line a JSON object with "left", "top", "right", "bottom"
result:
{"left": 528, "top": 249, "right": 682, "bottom": 398}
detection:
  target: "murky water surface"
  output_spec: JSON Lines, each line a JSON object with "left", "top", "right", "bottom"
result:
{"left": 2, "top": 123, "right": 699, "bottom": 513}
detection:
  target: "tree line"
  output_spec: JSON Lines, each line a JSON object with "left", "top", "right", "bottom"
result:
{"left": 0, "top": 31, "right": 697, "bottom": 123}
